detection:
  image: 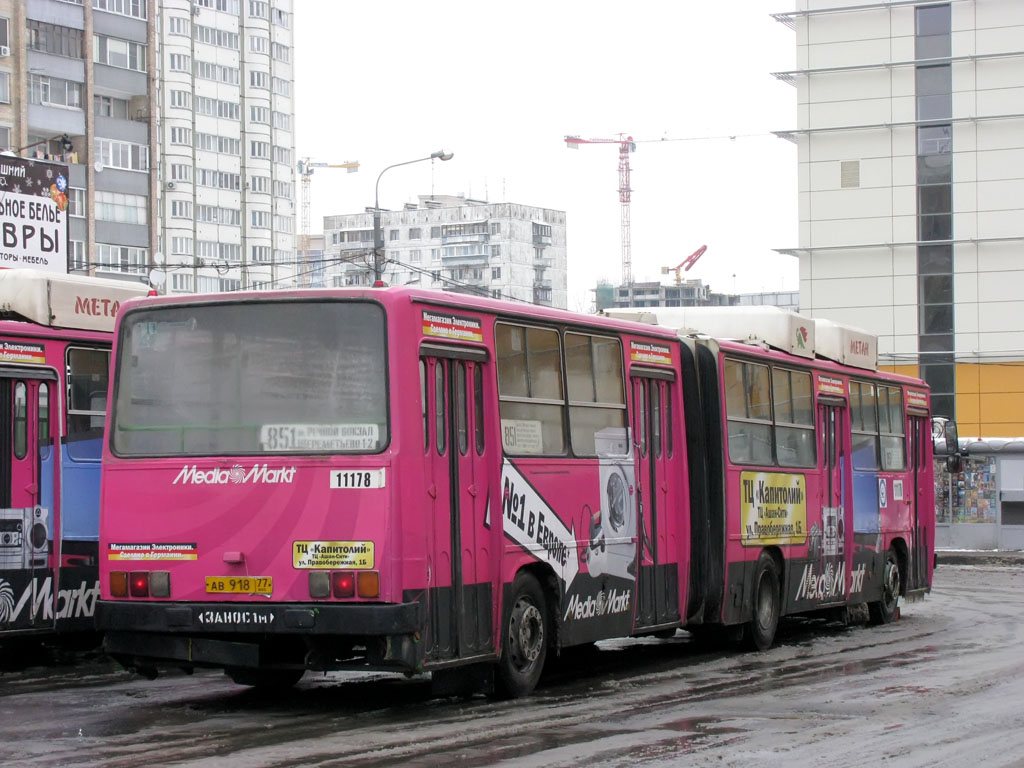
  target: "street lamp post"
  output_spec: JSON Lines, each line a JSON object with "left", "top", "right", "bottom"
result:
{"left": 372, "top": 150, "right": 453, "bottom": 283}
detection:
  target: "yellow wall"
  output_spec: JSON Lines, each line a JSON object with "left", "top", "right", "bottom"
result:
{"left": 878, "top": 363, "right": 1024, "bottom": 437}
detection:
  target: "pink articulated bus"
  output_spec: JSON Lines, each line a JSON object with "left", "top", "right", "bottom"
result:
{"left": 0, "top": 269, "right": 148, "bottom": 641}
{"left": 97, "top": 289, "right": 945, "bottom": 696}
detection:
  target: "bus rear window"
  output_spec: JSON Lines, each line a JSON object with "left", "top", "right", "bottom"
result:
{"left": 112, "top": 301, "right": 388, "bottom": 456}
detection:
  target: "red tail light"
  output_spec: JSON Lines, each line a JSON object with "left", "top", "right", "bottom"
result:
{"left": 129, "top": 572, "right": 149, "bottom": 597}
{"left": 331, "top": 571, "right": 355, "bottom": 598}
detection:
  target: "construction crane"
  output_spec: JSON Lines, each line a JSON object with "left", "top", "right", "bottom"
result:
{"left": 565, "top": 134, "right": 636, "bottom": 285}
{"left": 297, "top": 157, "right": 359, "bottom": 286}
{"left": 661, "top": 245, "right": 708, "bottom": 285}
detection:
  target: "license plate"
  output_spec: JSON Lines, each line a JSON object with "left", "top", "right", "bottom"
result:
{"left": 205, "top": 576, "right": 273, "bottom": 595}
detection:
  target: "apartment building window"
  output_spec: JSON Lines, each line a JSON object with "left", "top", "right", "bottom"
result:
{"left": 168, "top": 17, "right": 189, "bottom": 36}
{"left": 94, "top": 94, "right": 129, "bottom": 118}
{"left": 271, "top": 42, "right": 290, "bottom": 63}
{"left": 0, "top": 18, "right": 8, "bottom": 49}
{"left": 409, "top": 228, "right": 422, "bottom": 240}
{"left": 249, "top": 1, "right": 268, "bottom": 19}
{"left": 96, "top": 244, "right": 147, "bottom": 275}
{"left": 0, "top": 126, "right": 8, "bottom": 150}
{"left": 170, "top": 127, "right": 192, "bottom": 145}
{"left": 273, "top": 180, "right": 292, "bottom": 198}
{"left": 29, "top": 75, "right": 83, "bottom": 109}
{"left": 196, "top": 169, "right": 240, "bottom": 190}
{"left": 70, "top": 240, "right": 86, "bottom": 271}
{"left": 169, "top": 54, "right": 190, "bottom": 72}
{"left": 251, "top": 245, "right": 271, "bottom": 263}
{"left": 195, "top": 61, "right": 239, "bottom": 85}
{"left": 249, "top": 35, "right": 268, "bottom": 53}
{"left": 251, "top": 210, "right": 270, "bottom": 228}
{"left": 273, "top": 215, "right": 293, "bottom": 233}
{"left": 169, "top": 90, "right": 191, "bottom": 110}
{"left": 194, "top": 25, "right": 238, "bottom": 50}
{"left": 94, "top": 35, "right": 147, "bottom": 72}
{"left": 491, "top": 222, "right": 501, "bottom": 235}
{"left": 272, "top": 8, "right": 290, "bottom": 28}
{"left": 171, "top": 200, "right": 192, "bottom": 219}
{"left": 272, "top": 78, "right": 291, "bottom": 97}
{"left": 431, "top": 248, "right": 441, "bottom": 262}
{"left": 171, "top": 237, "right": 193, "bottom": 255}
{"left": 195, "top": 0, "right": 240, "bottom": 12}
{"left": 28, "top": 21, "right": 84, "bottom": 59}
{"left": 409, "top": 249, "right": 421, "bottom": 263}
{"left": 250, "top": 71, "right": 268, "bottom": 89}
{"left": 272, "top": 111, "right": 290, "bottom": 131}
{"left": 249, "top": 175, "right": 269, "bottom": 193}
{"left": 492, "top": 267, "right": 501, "bottom": 280}
{"left": 250, "top": 140, "right": 270, "bottom": 159}
{"left": 171, "top": 273, "right": 194, "bottom": 293}
{"left": 197, "top": 205, "right": 240, "bottom": 226}
{"left": 92, "top": 0, "right": 147, "bottom": 20}
{"left": 250, "top": 105, "right": 269, "bottom": 123}
{"left": 389, "top": 230, "right": 399, "bottom": 241}
{"left": 220, "top": 243, "right": 241, "bottom": 262}
{"left": 170, "top": 164, "right": 191, "bottom": 181}
{"left": 68, "top": 188, "right": 85, "bottom": 218}
{"left": 272, "top": 146, "right": 291, "bottom": 165}
{"left": 0, "top": 73, "right": 9, "bottom": 105}
{"left": 491, "top": 245, "right": 501, "bottom": 258}
{"left": 95, "top": 191, "right": 147, "bottom": 225}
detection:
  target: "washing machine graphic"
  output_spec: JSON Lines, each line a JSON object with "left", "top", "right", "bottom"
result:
{"left": 585, "top": 428, "right": 637, "bottom": 581}
{"left": 0, "top": 507, "right": 48, "bottom": 569}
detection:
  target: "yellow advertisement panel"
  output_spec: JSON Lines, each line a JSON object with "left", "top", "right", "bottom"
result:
{"left": 740, "top": 471, "right": 807, "bottom": 546}
{"left": 293, "top": 541, "right": 374, "bottom": 569}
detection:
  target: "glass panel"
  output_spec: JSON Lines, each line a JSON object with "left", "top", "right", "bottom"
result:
{"left": 592, "top": 336, "right": 625, "bottom": 404}
{"left": 916, "top": 34, "right": 951, "bottom": 59}
{"left": 791, "top": 371, "right": 813, "bottom": 426}
{"left": 920, "top": 333, "right": 954, "bottom": 353}
{"left": 917, "top": 93, "right": 952, "bottom": 120}
{"left": 435, "top": 361, "right": 446, "bottom": 455}
{"left": 920, "top": 274, "right": 953, "bottom": 304}
{"left": 13, "top": 381, "right": 27, "bottom": 459}
{"left": 636, "top": 381, "right": 647, "bottom": 458}
{"left": 918, "top": 185, "right": 951, "bottom": 215}
{"left": 38, "top": 383, "right": 49, "bottom": 447}
{"left": 745, "top": 363, "right": 772, "bottom": 421}
{"left": 420, "top": 359, "right": 428, "bottom": 452}
{"left": 918, "top": 244, "right": 952, "bottom": 273}
{"left": 456, "top": 361, "right": 468, "bottom": 456}
{"left": 565, "top": 333, "right": 595, "bottom": 403}
{"left": 665, "top": 386, "right": 673, "bottom": 457}
{"left": 921, "top": 304, "right": 954, "bottom": 335}
{"left": 772, "top": 368, "right": 794, "bottom": 423}
{"left": 921, "top": 363, "right": 955, "bottom": 394}
{"left": 112, "top": 302, "right": 388, "bottom": 456}
{"left": 852, "top": 432, "right": 879, "bottom": 470}
{"left": 499, "top": 401, "right": 565, "bottom": 454}
{"left": 569, "top": 406, "right": 626, "bottom": 457}
{"left": 526, "top": 327, "right": 562, "bottom": 400}
{"left": 917, "top": 154, "right": 951, "bottom": 185}
{"left": 724, "top": 359, "right": 746, "bottom": 418}
{"left": 931, "top": 393, "right": 955, "bottom": 419}
{"left": 776, "top": 426, "right": 816, "bottom": 468}
{"left": 915, "top": 65, "right": 951, "bottom": 96}
{"left": 651, "top": 382, "right": 662, "bottom": 459}
{"left": 474, "top": 365, "right": 485, "bottom": 456}
{"left": 886, "top": 388, "right": 904, "bottom": 436}
{"left": 881, "top": 435, "right": 907, "bottom": 471}
{"left": 917, "top": 125, "right": 952, "bottom": 155}
{"left": 727, "top": 422, "right": 773, "bottom": 466}
{"left": 916, "top": 5, "right": 951, "bottom": 37}
{"left": 495, "top": 324, "right": 528, "bottom": 398}
{"left": 919, "top": 213, "right": 952, "bottom": 241}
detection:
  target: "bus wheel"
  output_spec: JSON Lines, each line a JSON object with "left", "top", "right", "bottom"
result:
{"left": 869, "top": 548, "right": 901, "bottom": 625}
{"left": 747, "top": 552, "right": 780, "bottom": 651}
{"left": 226, "top": 667, "right": 304, "bottom": 689}
{"left": 496, "top": 572, "right": 548, "bottom": 698}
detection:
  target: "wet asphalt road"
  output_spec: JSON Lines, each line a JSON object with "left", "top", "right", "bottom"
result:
{"left": 2, "top": 563, "right": 1023, "bottom": 768}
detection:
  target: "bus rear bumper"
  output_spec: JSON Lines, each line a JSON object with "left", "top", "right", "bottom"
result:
{"left": 97, "top": 600, "right": 423, "bottom": 673}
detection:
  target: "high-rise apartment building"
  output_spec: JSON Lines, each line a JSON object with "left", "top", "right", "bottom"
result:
{"left": 0, "top": 0, "right": 295, "bottom": 290}
{"left": 774, "top": 0, "right": 1024, "bottom": 436}
{"left": 323, "top": 196, "right": 568, "bottom": 309}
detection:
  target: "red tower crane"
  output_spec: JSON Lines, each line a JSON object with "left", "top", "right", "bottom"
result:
{"left": 661, "top": 245, "right": 708, "bottom": 285}
{"left": 565, "top": 134, "right": 637, "bottom": 285}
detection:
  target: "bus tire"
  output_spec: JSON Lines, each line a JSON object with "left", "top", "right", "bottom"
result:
{"left": 495, "top": 572, "right": 548, "bottom": 698}
{"left": 226, "top": 667, "right": 304, "bottom": 689}
{"left": 869, "top": 548, "right": 901, "bottom": 625}
{"left": 746, "top": 552, "right": 780, "bottom": 652}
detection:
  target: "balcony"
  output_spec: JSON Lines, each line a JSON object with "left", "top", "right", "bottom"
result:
{"left": 441, "top": 232, "right": 489, "bottom": 246}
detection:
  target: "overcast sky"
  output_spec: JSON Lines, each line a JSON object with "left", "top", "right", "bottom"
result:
{"left": 294, "top": 0, "right": 798, "bottom": 311}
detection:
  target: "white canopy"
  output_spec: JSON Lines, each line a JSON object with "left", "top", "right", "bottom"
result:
{"left": 0, "top": 269, "right": 149, "bottom": 333}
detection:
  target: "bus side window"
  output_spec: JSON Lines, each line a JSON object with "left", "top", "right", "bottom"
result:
{"left": 435, "top": 361, "right": 446, "bottom": 455}
{"left": 456, "top": 361, "right": 468, "bottom": 456}
{"left": 13, "top": 381, "right": 27, "bottom": 459}
{"left": 474, "top": 364, "right": 485, "bottom": 456}
{"left": 39, "top": 383, "right": 50, "bottom": 450}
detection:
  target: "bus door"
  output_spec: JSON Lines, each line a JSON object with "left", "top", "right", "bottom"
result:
{"left": 421, "top": 346, "right": 492, "bottom": 661}
{"left": 907, "top": 415, "right": 929, "bottom": 590}
{"left": 0, "top": 373, "right": 56, "bottom": 630}
{"left": 818, "top": 399, "right": 851, "bottom": 589}
{"left": 631, "top": 371, "right": 677, "bottom": 630}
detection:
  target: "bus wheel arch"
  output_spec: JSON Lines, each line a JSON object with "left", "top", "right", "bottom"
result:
{"left": 746, "top": 548, "right": 783, "bottom": 652}
{"left": 495, "top": 567, "right": 554, "bottom": 698}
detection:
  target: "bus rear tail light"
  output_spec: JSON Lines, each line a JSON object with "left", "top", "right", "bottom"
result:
{"left": 149, "top": 571, "right": 171, "bottom": 598}
{"left": 357, "top": 571, "right": 380, "bottom": 598}
{"left": 309, "top": 571, "right": 330, "bottom": 599}
{"left": 129, "top": 571, "right": 149, "bottom": 597}
{"left": 110, "top": 571, "right": 128, "bottom": 597}
{"left": 332, "top": 571, "right": 355, "bottom": 598}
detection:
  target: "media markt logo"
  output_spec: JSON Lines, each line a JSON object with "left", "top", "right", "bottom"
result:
{"left": 173, "top": 464, "right": 297, "bottom": 485}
